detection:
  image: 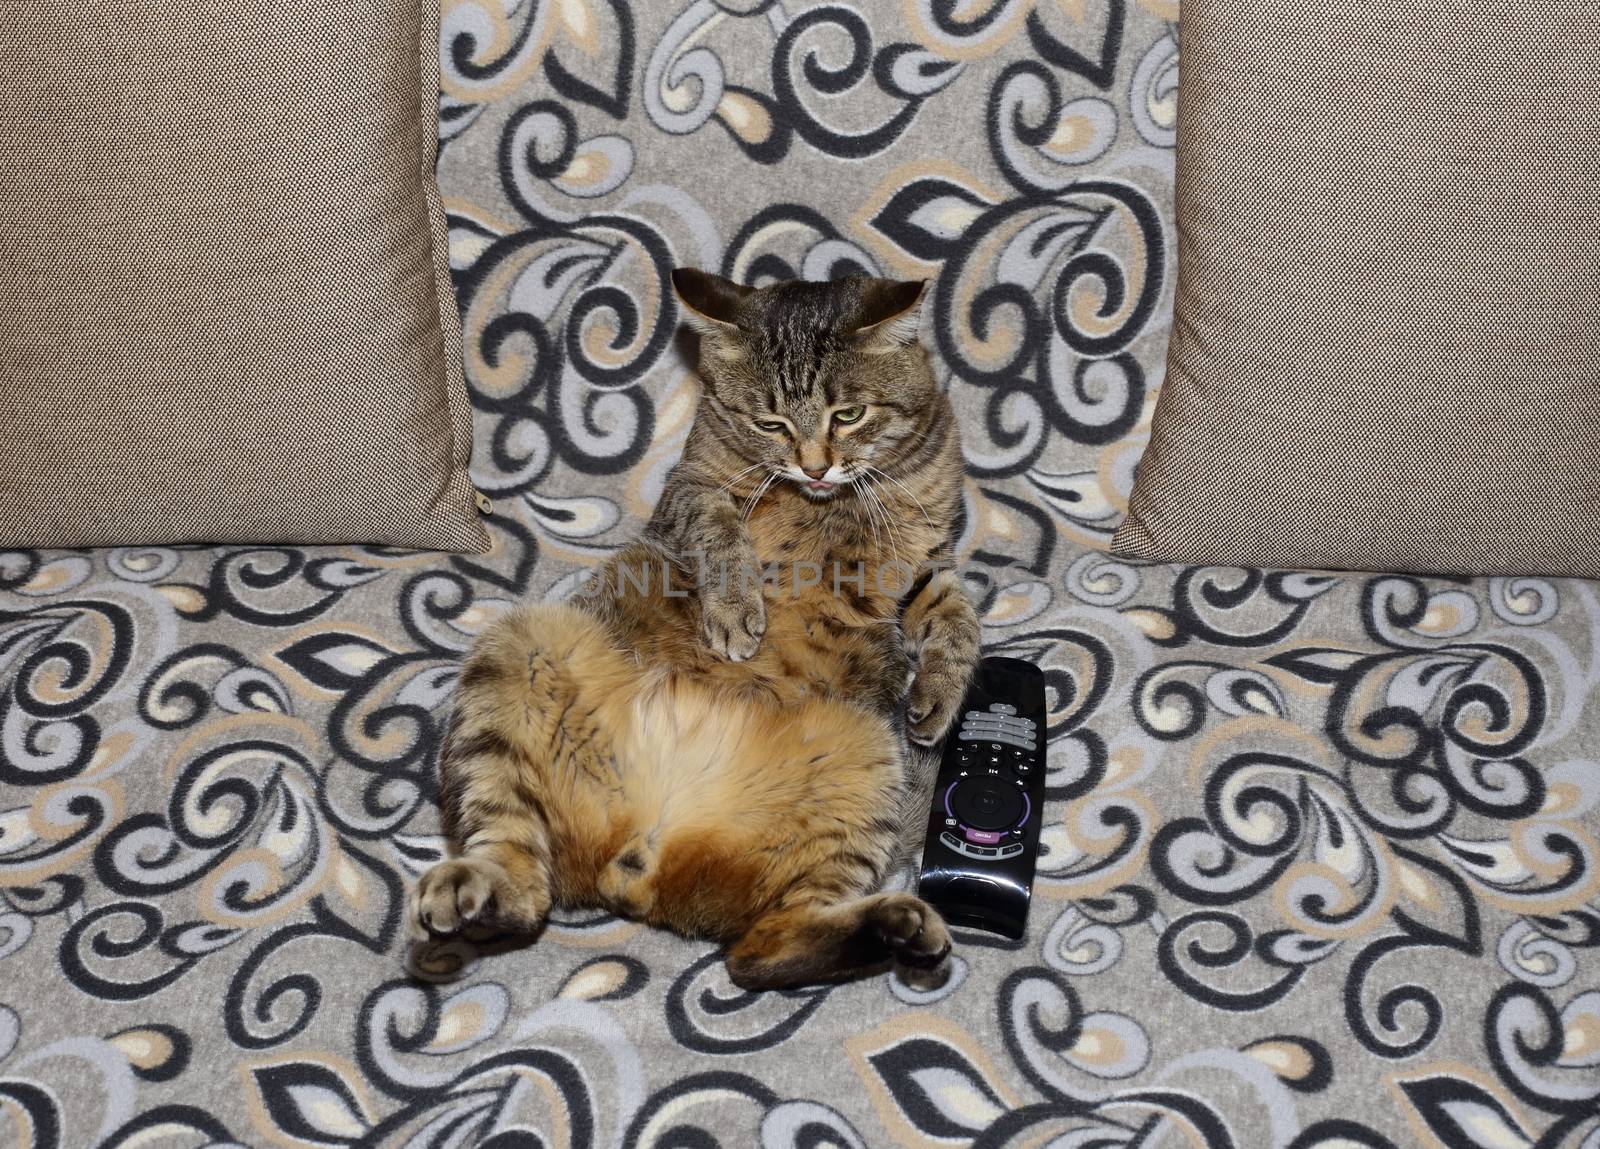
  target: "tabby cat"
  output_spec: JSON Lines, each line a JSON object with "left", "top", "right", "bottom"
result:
{"left": 409, "top": 271, "right": 981, "bottom": 988}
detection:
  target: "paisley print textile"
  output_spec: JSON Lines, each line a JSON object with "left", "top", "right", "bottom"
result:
{"left": 2, "top": 2, "right": 1596, "bottom": 1145}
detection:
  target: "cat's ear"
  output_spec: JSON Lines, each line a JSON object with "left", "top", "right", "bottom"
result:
{"left": 852, "top": 278, "right": 928, "bottom": 353}
{"left": 671, "top": 268, "right": 751, "bottom": 339}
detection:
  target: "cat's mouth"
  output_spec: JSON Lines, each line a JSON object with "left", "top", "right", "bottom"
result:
{"left": 797, "top": 479, "right": 840, "bottom": 501}
{"left": 782, "top": 466, "right": 850, "bottom": 499}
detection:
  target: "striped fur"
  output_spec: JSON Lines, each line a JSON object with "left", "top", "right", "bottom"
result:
{"left": 412, "top": 273, "right": 979, "bottom": 989}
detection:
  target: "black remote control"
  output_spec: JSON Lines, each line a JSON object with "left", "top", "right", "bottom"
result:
{"left": 916, "top": 656, "right": 1046, "bottom": 939}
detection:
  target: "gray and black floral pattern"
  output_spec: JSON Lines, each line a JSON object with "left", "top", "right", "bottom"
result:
{"left": 2, "top": 2, "right": 1597, "bottom": 1145}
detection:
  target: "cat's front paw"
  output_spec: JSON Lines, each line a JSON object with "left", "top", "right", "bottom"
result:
{"left": 701, "top": 590, "right": 766, "bottom": 661}
{"left": 906, "top": 663, "right": 966, "bottom": 746}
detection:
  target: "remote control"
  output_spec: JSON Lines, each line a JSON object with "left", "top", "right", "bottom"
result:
{"left": 916, "top": 656, "right": 1046, "bottom": 939}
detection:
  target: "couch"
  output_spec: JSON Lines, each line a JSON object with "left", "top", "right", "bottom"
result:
{"left": 3, "top": 3, "right": 1596, "bottom": 1145}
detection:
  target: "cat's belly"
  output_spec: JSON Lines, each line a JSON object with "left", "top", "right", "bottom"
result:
{"left": 620, "top": 601, "right": 909, "bottom": 822}
{"left": 596, "top": 672, "right": 906, "bottom": 933}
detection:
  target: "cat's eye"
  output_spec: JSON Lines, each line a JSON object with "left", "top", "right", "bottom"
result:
{"left": 754, "top": 419, "right": 788, "bottom": 434}
{"left": 832, "top": 406, "right": 867, "bottom": 426}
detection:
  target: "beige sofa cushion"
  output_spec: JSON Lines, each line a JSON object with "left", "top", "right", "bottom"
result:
{"left": 0, "top": 0, "right": 489, "bottom": 551}
{"left": 1110, "top": 1, "right": 1600, "bottom": 578}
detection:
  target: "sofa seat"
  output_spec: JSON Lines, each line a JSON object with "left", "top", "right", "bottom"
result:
{"left": 4, "top": 536, "right": 1594, "bottom": 1145}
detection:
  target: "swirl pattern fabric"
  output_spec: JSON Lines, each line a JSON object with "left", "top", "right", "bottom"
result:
{"left": 2, "top": 3, "right": 1598, "bottom": 1146}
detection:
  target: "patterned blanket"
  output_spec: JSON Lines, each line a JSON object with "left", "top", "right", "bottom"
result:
{"left": 3, "top": 3, "right": 1596, "bottom": 1145}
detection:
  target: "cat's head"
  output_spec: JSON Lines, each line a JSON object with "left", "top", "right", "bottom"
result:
{"left": 671, "top": 269, "right": 935, "bottom": 500}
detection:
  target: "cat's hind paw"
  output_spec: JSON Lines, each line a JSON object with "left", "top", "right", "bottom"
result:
{"left": 410, "top": 858, "right": 498, "bottom": 939}
{"left": 872, "top": 894, "right": 953, "bottom": 976}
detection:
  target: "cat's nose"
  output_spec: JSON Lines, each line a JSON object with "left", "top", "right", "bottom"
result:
{"left": 801, "top": 463, "right": 829, "bottom": 480}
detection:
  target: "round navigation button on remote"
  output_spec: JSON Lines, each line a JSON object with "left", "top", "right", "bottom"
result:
{"left": 949, "top": 776, "right": 1025, "bottom": 831}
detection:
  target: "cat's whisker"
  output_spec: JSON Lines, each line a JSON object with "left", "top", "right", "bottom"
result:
{"left": 739, "top": 473, "right": 771, "bottom": 520}
{"left": 866, "top": 465, "right": 935, "bottom": 526}
{"left": 741, "top": 471, "right": 779, "bottom": 521}
{"left": 861, "top": 475, "right": 902, "bottom": 569}
{"left": 715, "top": 461, "right": 769, "bottom": 497}
{"left": 844, "top": 470, "right": 883, "bottom": 556}
{"left": 851, "top": 472, "right": 884, "bottom": 555}
{"left": 880, "top": 480, "right": 910, "bottom": 557}
{"left": 849, "top": 465, "right": 889, "bottom": 553}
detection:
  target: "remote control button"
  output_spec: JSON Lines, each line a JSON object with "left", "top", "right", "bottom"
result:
{"left": 972, "top": 732, "right": 1024, "bottom": 752}
{"left": 973, "top": 729, "right": 1032, "bottom": 744}
{"left": 944, "top": 817, "right": 958, "bottom": 828}
{"left": 949, "top": 777, "right": 1025, "bottom": 831}
{"left": 989, "top": 703, "right": 1018, "bottom": 715}
{"left": 962, "top": 718, "right": 1033, "bottom": 736}
{"left": 1013, "top": 763, "right": 1031, "bottom": 776}
{"left": 964, "top": 826, "right": 1005, "bottom": 845}
{"left": 958, "top": 729, "right": 1035, "bottom": 750}
{"left": 997, "top": 843, "right": 1024, "bottom": 858}
{"left": 958, "top": 729, "right": 1034, "bottom": 750}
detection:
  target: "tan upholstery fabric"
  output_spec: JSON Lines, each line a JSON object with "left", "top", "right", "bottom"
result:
{"left": 0, "top": 0, "right": 488, "bottom": 551}
{"left": 1111, "top": 1, "right": 1600, "bottom": 578}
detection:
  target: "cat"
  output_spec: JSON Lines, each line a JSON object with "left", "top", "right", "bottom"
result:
{"left": 409, "top": 270, "right": 981, "bottom": 989}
